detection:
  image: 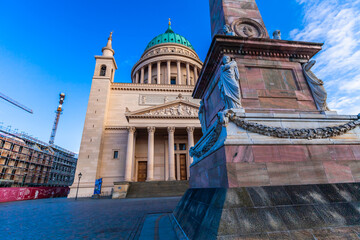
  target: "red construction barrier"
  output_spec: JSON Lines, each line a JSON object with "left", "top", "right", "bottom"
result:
{"left": 0, "top": 187, "right": 70, "bottom": 203}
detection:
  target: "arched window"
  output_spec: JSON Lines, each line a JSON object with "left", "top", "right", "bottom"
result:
{"left": 100, "top": 65, "right": 107, "bottom": 76}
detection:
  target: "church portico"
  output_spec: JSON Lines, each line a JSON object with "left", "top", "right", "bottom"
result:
{"left": 122, "top": 126, "right": 201, "bottom": 183}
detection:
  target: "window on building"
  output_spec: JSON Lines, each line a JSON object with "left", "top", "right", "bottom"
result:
{"left": 18, "top": 146, "right": 23, "bottom": 153}
{"left": 100, "top": 65, "right": 107, "bottom": 76}
{"left": 10, "top": 169, "right": 16, "bottom": 180}
{"left": 113, "top": 151, "right": 119, "bottom": 159}
{"left": 152, "top": 78, "right": 157, "bottom": 84}
{"left": 174, "top": 144, "right": 177, "bottom": 151}
{"left": 0, "top": 168, "right": 7, "bottom": 178}
{"left": 171, "top": 77, "right": 176, "bottom": 85}
{"left": 0, "top": 140, "right": 4, "bottom": 148}
{"left": 179, "top": 144, "right": 187, "bottom": 150}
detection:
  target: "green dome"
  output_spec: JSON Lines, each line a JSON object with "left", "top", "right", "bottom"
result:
{"left": 145, "top": 25, "right": 195, "bottom": 51}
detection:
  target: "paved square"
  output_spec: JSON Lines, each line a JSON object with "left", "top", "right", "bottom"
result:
{"left": 1, "top": 197, "right": 181, "bottom": 240}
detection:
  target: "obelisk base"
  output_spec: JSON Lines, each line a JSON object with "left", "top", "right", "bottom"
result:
{"left": 173, "top": 183, "right": 360, "bottom": 239}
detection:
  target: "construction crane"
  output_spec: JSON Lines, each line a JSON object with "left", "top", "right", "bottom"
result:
{"left": 0, "top": 92, "right": 33, "bottom": 114}
{"left": 49, "top": 93, "right": 65, "bottom": 145}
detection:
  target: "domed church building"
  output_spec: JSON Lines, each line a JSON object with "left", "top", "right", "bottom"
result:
{"left": 69, "top": 21, "right": 203, "bottom": 197}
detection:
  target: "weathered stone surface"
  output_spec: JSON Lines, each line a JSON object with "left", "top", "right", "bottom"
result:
{"left": 191, "top": 145, "right": 360, "bottom": 188}
{"left": 173, "top": 183, "right": 360, "bottom": 239}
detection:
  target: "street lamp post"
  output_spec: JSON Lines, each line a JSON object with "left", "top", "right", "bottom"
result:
{"left": 75, "top": 172, "right": 82, "bottom": 200}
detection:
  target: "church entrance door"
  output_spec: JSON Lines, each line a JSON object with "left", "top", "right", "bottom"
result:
{"left": 179, "top": 154, "right": 187, "bottom": 180}
{"left": 138, "top": 161, "right": 147, "bottom": 182}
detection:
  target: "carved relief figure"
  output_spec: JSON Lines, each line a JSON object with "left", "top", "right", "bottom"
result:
{"left": 219, "top": 56, "right": 242, "bottom": 109}
{"left": 186, "top": 106, "right": 193, "bottom": 116}
{"left": 303, "top": 60, "right": 330, "bottom": 111}
{"left": 177, "top": 104, "right": 184, "bottom": 115}
{"left": 243, "top": 25, "right": 255, "bottom": 37}
{"left": 223, "top": 25, "right": 235, "bottom": 36}
{"left": 198, "top": 100, "right": 207, "bottom": 134}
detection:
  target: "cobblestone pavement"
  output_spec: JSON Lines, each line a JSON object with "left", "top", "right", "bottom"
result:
{"left": 0, "top": 197, "right": 181, "bottom": 240}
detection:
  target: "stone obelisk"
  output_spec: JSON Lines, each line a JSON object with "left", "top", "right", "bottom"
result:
{"left": 172, "top": 0, "right": 360, "bottom": 239}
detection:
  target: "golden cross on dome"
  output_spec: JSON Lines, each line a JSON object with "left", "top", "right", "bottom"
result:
{"left": 169, "top": 18, "right": 171, "bottom": 26}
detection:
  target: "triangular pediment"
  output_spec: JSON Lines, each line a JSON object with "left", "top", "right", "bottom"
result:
{"left": 126, "top": 99, "right": 200, "bottom": 118}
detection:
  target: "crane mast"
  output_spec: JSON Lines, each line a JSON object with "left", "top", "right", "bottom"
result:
{"left": 49, "top": 93, "right": 65, "bottom": 145}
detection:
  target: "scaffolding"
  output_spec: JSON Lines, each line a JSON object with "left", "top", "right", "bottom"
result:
{"left": 0, "top": 124, "right": 77, "bottom": 187}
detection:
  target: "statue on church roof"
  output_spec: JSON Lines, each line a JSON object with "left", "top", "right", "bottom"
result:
{"left": 223, "top": 25, "right": 235, "bottom": 36}
{"left": 303, "top": 60, "right": 330, "bottom": 112}
{"left": 219, "top": 56, "right": 242, "bottom": 109}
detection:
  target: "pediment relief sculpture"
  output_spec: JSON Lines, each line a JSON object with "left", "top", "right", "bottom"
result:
{"left": 126, "top": 99, "right": 200, "bottom": 118}
{"left": 144, "top": 103, "right": 199, "bottom": 117}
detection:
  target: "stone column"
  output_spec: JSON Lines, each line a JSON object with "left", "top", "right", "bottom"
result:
{"left": 176, "top": 154, "right": 181, "bottom": 180}
{"left": 147, "top": 127, "right": 155, "bottom": 181}
{"left": 140, "top": 67, "right": 144, "bottom": 84}
{"left": 177, "top": 61, "right": 182, "bottom": 85}
{"left": 186, "top": 63, "right": 190, "bottom": 85}
{"left": 148, "top": 64, "right": 152, "bottom": 84}
{"left": 168, "top": 127, "right": 176, "bottom": 180}
{"left": 124, "top": 127, "right": 136, "bottom": 181}
{"left": 167, "top": 61, "right": 171, "bottom": 84}
{"left": 157, "top": 61, "right": 161, "bottom": 84}
{"left": 165, "top": 139, "right": 169, "bottom": 181}
{"left": 186, "top": 127, "right": 195, "bottom": 166}
{"left": 194, "top": 66, "right": 198, "bottom": 85}
{"left": 135, "top": 71, "right": 139, "bottom": 83}
{"left": 132, "top": 131, "right": 137, "bottom": 181}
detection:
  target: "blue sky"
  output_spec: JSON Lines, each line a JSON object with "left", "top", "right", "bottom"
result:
{"left": 0, "top": 0, "right": 359, "bottom": 153}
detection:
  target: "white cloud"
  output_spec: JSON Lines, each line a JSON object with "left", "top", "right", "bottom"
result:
{"left": 291, "top": 0, "right": 360, "bottom": 114}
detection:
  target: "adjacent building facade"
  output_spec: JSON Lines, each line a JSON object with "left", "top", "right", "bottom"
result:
{"left": 0, "top": 126, "right": 77, "bottom": 187}
{"left": 69, "top": 23, "right": 203, "bottom": 197}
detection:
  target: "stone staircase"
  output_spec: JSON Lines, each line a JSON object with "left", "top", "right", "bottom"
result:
{"left": 125, "top": 181, "right": 189, "bottom": 199}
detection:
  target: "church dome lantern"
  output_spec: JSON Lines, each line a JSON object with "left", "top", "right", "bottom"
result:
{"left": 131, "top": 19, "right": 203, "bottom": 86}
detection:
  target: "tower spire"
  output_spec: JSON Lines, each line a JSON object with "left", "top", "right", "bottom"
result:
{"left": 102, "top": 32, "right": 115, "bottom": 57}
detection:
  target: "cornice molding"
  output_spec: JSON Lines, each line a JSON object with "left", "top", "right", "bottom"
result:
{"left": 193, "top": 36, "right": 323, "bottom": 99}
{"left": 131, "top": 54, "right": 203, "bottom": 78}
{"left": 142, "top": 43, "right": 200, "bottom": 60}
{"left": 111, "top": 83, "right": 195, "bottom": 92}
{"left": 94, "top": 55, "right": 118, "bottom": 69}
